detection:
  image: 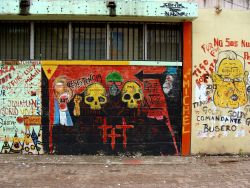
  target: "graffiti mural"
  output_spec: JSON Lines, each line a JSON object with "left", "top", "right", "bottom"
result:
{"left": 212, "top": 51, "right": 248, "bottom": 109}
{"left": 192, "top": 36, "right": 250, "bottom": 154}
{"left": 0, "top": 61, "right": 43, "bottom": 154}
{"left": 42, "top": 63, "right": 182, "bottom": 155}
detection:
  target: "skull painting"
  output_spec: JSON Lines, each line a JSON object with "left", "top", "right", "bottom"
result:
{"left": 84, "top": 83, "right": 107, "bottom": 110}
{"left": 122, "top": 81, "right": 143, "bottom": 108}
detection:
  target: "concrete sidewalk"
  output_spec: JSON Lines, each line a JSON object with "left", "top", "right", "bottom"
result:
{"left": 0, "top": 154, "right": 250, "bottom": 187}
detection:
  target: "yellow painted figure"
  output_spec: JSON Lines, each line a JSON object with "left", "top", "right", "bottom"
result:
{"left": 212, "top": 51, "right": 248, "bottom": 109}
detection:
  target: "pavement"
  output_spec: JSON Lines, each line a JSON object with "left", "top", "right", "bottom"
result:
{"left": 0, "top": 154, "right": 250, "bottom": 188}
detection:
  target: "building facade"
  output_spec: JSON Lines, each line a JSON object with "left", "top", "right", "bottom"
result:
{"left": 0, "top": 0, "right": 249, "bottom": 155}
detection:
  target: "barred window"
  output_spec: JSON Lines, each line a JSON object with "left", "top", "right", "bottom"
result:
{"left": 0, "top": 21, "right": 182, "bottom": 62}
{"left": 72, "top": 22, "right": 106, "bottom": 60}
{"left": 34, "top": 22, "right": 69, "bottom": 60}
{"left": 147, "top": 23, "right": 182, "bottom": 61}
{"left": 0, "top": 22, "right": 30, "bottom": 60}
{"left": 110, "top": 23, "right": 143, "bottom": 60}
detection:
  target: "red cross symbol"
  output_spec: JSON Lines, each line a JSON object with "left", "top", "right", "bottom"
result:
{"left": 108, "top": 128, "right": 121, "bottom": 150}
{"left": 98, "top": 118, "right": 112, "bottom": 143}
{"left": 116, "top": 117, "right": 134, "bottom": 149}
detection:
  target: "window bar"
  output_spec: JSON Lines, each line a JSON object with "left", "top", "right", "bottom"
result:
{"left": 106, "top": 23, "right": 110, "bottom": 60}
{"left": 93, "top": 25, "right": 97, "bottom": 59}
{"left": 96, "top": 24, "right": 102, "bottom": 59}
{"left": 44, "top": 24, "right": 48, "bottom": 59}
{"left": 50, "top": 24, "right": 53, "bottom": 59}
{"left": 147, "top": 25, "right": 151, "bottom": 60}
{"left": 72, "top": 23, "right": 75, "bottom": 59}
{"left": 68, "top": 22, "right": 72, "bottom": 60}
{"left": 138, "top": 25, "right": 141, "bottom": 60}
{"left": 23, "top": 25, "right": 27, "bottom": 60}
{"left": 144, "top": 24, "right": 147, "bottom": 60}
{"left": 98, "top": 27, "right": 101, "bottom": 60}
{"left": 154, "top": 23, "right": 157, "bottom": 61}
{"left": 14, "top": 24, "right": 17, "bottom": 59}
{"left": 39, "top": 24, "right": 42, "bottom": 59}
{"left": 116, "top": 25, "right": 118, "bottom": 60}
{"left": 164, "top": 25, "right": 167, "bottom": 61}
{"left": 159, "top": 24, "right": 162, "bottom": 60}
{"left": 122, "top": 25, "right": 124, "bottom": 60}
{"left": 55, "top": 24, "right": 59, "bottom": 59}
{"left": 62, "top": 24, "right": 65, "bottom": 59}
{"left": 30, "top": 22, "right": 34, "bottom": 60}
{"left": 13, "top": 24, "right": 16, "bottom": 59}
{"left": 179, "top": 26, "right": 182, "bottom": 61}
{"left": 110, "top": 25, "right": 113, "bottom": 60}
{"left": 175, "top": 27, "right": 178, "bottom": 61}
{"left": 77, "top": 23, "right": 80, "bottom": 59}
{"left": 127, "top": 22, "right": 129, "bottom": 60}
{"left": 89, "top": 24, "right": 92, "bottom": 60}
{"left": 4, "top": 24, "right": 7, "bottom": 59}
{"left": 83, "top": 23, "right": 86, "bottom": 59}
{"left": 132, "top": 23, "right": 135, "bottom": 60}
{"left": 10, "top": 24, "right": 13, "bottom": 59}
{"left": 170, "top": 23, "right": 173, "bottom": 60}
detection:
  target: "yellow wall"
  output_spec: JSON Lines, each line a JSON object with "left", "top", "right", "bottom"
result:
{"left": 192, "top": 9, "right": 250, "bottom": 154}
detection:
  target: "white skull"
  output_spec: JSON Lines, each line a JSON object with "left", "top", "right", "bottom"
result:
{"left": 84, "top": 83, "right": 107, "bottom": 110}
{"left": 122, "top": 81, "right": 143, "bottom": 108}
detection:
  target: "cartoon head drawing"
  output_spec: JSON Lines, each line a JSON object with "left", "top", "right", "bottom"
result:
{"left": 106, "top": 72, "right": 123, "bottom": 96}
{"left": 212, "top": 50, "right": 248, "bottom": 109}
{"left": 53, "top": 76, "right": 73, "bottom": 112}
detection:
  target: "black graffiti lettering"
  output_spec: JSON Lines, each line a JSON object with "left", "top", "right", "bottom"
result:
{"left": 203, "top": 124, "right": 209, "bottom": 133}
{"left": 197, "top": 115, "right": 241, "bottom": 124}
{"left": 160, "top": 2, "right": 185, "bottom": 9}
{"left": 215, "top": 126, "right": 220, "bottom": 132}
{"left": 193, "top": 99, "right": 210, "bottom": 108}
{"left": 160, "top": 2, "right": 187, "bottom": 17}
{"left": 228, "top": 110, "right": 245, "bottom": 118}
{"left": 231, "top": 125, "right": 237, "bottom": 131}
{"left": 203, "top": 124, "right": 237, "bottom": 133}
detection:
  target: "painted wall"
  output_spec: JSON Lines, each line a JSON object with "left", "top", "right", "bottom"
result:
{"left": 42, "top": 61, "right": 182, "bottom": 155}
{"left": 0, "top": 61, "right": 43, "bottom": 154}
{"left": 192, "top": 10, "right": 250, "bottom": 154}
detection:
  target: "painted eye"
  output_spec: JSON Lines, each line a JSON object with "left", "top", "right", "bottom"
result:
{"left": 234, "top": 78, "right": 242, "bottom": 82}
{"left": 133, "top": 93, "right": 141, "bottom": 99}
{"left": 223, "top": 78, "right": 231, "bottom": 82}
{"left": 124, "top": 94, "right": 131, "bottom": 100}
{"left": 86, "top": 96, "right": 94, "bottom": 102}
{"left": 98, "top": 97, "right": 106, "bottom": 103}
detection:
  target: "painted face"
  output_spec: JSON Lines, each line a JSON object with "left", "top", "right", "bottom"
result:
{"left": 212, "top": 59, "right": 248, "bottom": 108}
{"left": 163, "top": 75, "right": 173, "bottom": 94}
{"left": 53, "top": 77, "right": 73, "bottom": 111}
